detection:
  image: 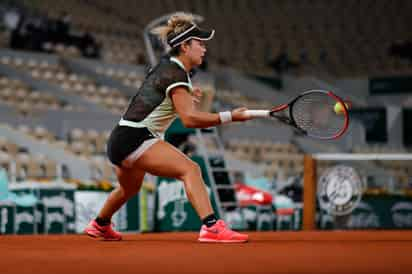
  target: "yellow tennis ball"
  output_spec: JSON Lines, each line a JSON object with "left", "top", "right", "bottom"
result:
{"left": 334, "top": 102, "right": 349, "bottom": 114}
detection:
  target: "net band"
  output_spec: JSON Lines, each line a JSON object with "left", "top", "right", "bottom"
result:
{"left": 312, "top": 153, "right": 412, "bottom": 161}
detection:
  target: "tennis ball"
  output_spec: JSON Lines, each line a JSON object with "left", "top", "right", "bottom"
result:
{"left": 334, "top": 102, "right": 349, "bottom": 114}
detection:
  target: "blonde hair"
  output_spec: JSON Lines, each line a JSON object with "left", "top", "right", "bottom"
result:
{"left": 151, "top": 12, "right": 195, "bottom": 45}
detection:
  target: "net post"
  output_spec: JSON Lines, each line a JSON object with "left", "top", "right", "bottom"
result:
{"left": 303, "top": 154, "right": 317, "bottom": 230}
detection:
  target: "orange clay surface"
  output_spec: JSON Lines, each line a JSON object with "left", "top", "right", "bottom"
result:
{"left": 1, "top": 231, "right": 412, "bottom": 274}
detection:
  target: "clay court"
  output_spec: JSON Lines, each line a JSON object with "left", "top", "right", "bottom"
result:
{"left": 1, "top": 231, "right": 412, "bottom": 274}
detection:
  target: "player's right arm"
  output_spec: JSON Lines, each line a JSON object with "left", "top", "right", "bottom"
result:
{"left": 170, "top": 87, "right": 251, "bottom": 128}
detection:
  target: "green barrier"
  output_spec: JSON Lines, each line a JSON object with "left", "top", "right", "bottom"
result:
{"left": 155, "top": 155, "right": 220, "bottom": 231}
{"left": 74, "top": 190, "right": 139, "bottom": 233}
{"left": 38, "top": 188, "right": 76, "bottom": 233}
{"left": 344, "top": 195, "right": 412, "bottom": 229}
{"left": 0, "top": 201, "right": 15, "bottom": 234}
{"left": 36, "top": 204, "right": 65, "bottom": 234}
{"left": 317, "top": 195, "right": 412, "bottom": 229}
{"left": 9, "top": 184, "right": 142, "bottom": 234}
{"left": 11, "top": 184, "right": 76, "bottom": 234}
{"left": 125, "top": 193, "right": 139, "bottom": 231}
{"left": 241, "top": 194, "right": 412, "bottom": 231}
{"left": 10, "top": 188, "right": 38, "bottom": 234}
{"left": 15, "top": 205, "right": 36, "bottom": 234}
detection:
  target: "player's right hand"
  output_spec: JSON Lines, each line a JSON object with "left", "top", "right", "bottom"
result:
{"left": 231, "top": 107, "right": 252, "bottom": 122}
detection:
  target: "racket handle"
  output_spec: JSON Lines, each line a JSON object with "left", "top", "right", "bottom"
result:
{"left": 245, "top": 110, "right": 270, "bottom": 118}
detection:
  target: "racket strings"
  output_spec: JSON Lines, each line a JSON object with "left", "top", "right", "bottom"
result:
{"left": 291, "top": 93, "right": 347, "bottom": 139}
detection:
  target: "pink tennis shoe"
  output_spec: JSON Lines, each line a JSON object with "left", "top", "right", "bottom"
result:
{"left": 84, "top": 220, "right": 122, "bottom": 241}
{"left": 84, "top": 219, "right": 247, "bottom": 243}
{"left": 198, "top": 220, "right": 248, "bottom": 243}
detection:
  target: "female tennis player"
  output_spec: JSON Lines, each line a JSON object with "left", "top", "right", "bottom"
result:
{"left": 84, "top": 13, "right": 251, "bottom": 243}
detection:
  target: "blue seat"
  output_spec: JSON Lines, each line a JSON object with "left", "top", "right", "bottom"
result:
{"left": 0, "top": 168, "right": 8, "bottom": 201}
{"left": 0, "top": 168, "right": 37, "bottom": 207}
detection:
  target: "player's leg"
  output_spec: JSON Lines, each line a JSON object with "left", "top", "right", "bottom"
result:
{"left": 129, "top": 140, "right": 248, "bottom": 243}
{"left": 128, "top": 140, "right": 213, "bottom": 219}
{"left": 84, "top": 167, "right": 145, "bottom": 240}
{"left": 97, "top": 166, "right": 145, "bottom": 220}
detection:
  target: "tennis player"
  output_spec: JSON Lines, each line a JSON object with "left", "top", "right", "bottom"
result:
{"left": 84, "top": 12, "right": 251, "bottom": 243}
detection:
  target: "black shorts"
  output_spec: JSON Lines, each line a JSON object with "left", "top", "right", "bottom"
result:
{"left": 107, "top": 125, "right": 156, "bottom": 167}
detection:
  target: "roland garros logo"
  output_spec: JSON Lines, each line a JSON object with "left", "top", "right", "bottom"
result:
{"left": 317, "top": 165, "right": 364, "bottom": 216}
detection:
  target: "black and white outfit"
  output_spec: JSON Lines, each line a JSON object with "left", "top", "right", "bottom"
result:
{"left": 107, "top": 24, "right": 214, "bottom": 168}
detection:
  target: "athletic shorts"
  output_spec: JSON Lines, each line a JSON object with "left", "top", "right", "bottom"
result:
{"left": 107, "top": 125, "right": 158, "bottom": 168}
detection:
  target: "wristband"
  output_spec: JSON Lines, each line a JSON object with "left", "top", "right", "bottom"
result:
{"left": 219, "top": 111, "right": 232, "bottom": 124}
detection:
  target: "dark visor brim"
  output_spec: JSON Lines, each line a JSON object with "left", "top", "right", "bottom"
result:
{"left": 168, "top": 26, "right": 215, "bottom": 47}
{"left": 191, "top": 28, "right": 215, "bottom": 41}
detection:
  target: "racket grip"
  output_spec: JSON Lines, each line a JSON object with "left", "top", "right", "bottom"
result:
{"left": 245, "top": 110, "right": 270, "bottom": 118}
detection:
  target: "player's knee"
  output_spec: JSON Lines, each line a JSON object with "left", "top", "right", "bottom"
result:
{"left": 190, "top": 162, "right": 202, "bottom": 176}
{"left": 180, "top": 160, "right": 201, "bottom": 180}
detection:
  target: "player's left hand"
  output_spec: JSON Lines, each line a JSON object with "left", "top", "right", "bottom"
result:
{"left": 192, "top": 87, "right": 202, "bottom": 104}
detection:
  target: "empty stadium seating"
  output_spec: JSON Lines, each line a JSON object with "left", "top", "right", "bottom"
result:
{"left": 0, "top": 135, "right": 58, "bottom": 182}
{"left": 0, "top": 0, "right": 410, "bottom": 193}
{"left": 13, "top": 123, "right": 116, "bottom": 184}
{"left": 352, "top": 145, "right": 412, "bottom": 186}
{"left": 7, "top": 0, "right": 409, "bottom": 77}
{"left": 215, "top": 89, "right": 273, "bottom": 109}
{"left": 225, "top": 139, "right": 304, "bottom": 180}
{"left": 0, "top": 75, "right": 70, "bottom": 114}
{"left": 95, "top": 66, "right": 144, "bottom": 89}
{"left": 1, "top": 56, "right": 129, "bottom": 114}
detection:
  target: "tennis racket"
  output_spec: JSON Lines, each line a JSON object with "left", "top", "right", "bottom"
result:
{"left": 245, "top": 90, "right": 350, "bottom": 140}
